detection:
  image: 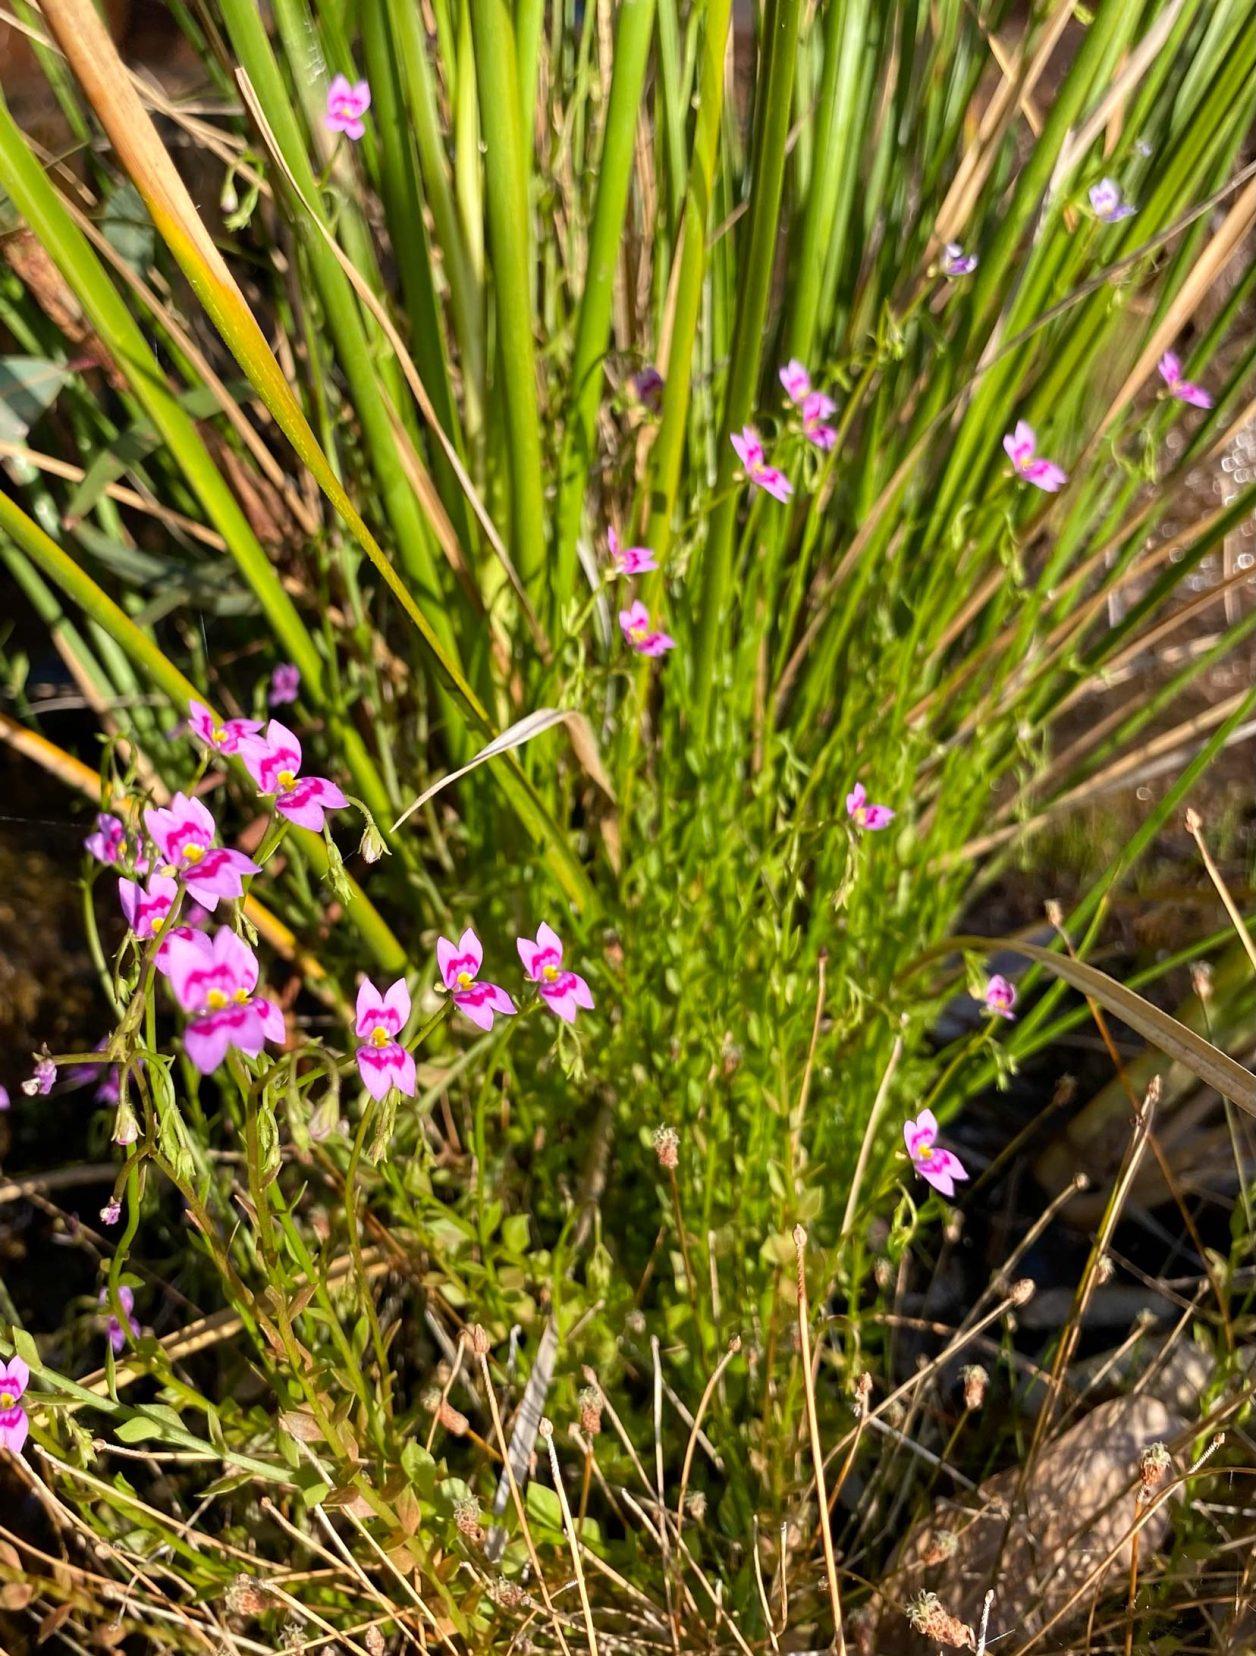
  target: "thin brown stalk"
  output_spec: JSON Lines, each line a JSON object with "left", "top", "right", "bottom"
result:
{"left": 793, "top": 1227, "right": 846, "bottom": 1655}
{"left": 539, "top": 1420, "right": 600, "bottom": 1656}
{"left": 1185, "top": 808, "right": 1256, "bottom": 978}
{"left": 675, "top": 1336, "right": 742, "bottom": 1546}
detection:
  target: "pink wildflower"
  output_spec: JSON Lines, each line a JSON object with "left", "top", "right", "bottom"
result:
{"left": 354, "top": 978, "right": 416, "bottom": 1101}
{"left": 240, "top": 721, "right": 348, "bottom": 832}
{"left": 517, "top": 924, "right": 594, "bottom": 1025}
{"left": 0, "top": 1357, "right": 29, "bottom": 1454}
{"left": 731, "top": 427, "right": 793, "bottom": 503}
{"left": 22, "top": 1058, "right": 56, "bottom": 1097}
{"left": 845, "top": 782, "right": 895, "bottom": 831}
{"left": 100, "top": 1199, "right": 122, "bottom": 1227}
{"left": 1089, "top": 178, "right": 1136, "bottom": 222}
{"left": 187, "top": 701, "right": 261, "bottom": 756}
{"left": 0, "top": 1087, "right": 8, "bottom": 1112}
{"left": 1002, "top": 421, "right": 1068, "bottom": 493}
{"left": 630, "top": 366, "right": 665, "bottom": 411}
{"left": 268, "top": 663, "right": 301, "bottom": 707}
{"left": 164, "top": 927, "right": 285, "bottom": 1075}
{"left": 608, "top": 526, "right": 658, "bottom": 576}
{"left": 779, "top": 359, "right": 812, "bottom": 403}
{"left": 325, "top": 74, "right": 371, "bottom": 141}
{"left": 1158, "top": 352, "right": 1212, "bottom": 410}
{"left": 801, "top": 391, "right": 837, "bottom": 451}
{"left": 904, "top": 1110, "right": 969, "bottom": 1199}
{"left": 100, "top": 1286, "right": 139, "bottom": 1355}
{"left": 437, "top": 929, "right": 516, "bottom": 1032}
{"left": 118, "top": 873, "right": 178, "bottom": 941}
{"left": 983, "top": 974, "right": 1017, "bottom": 1020}
{"left": 941, "top": 243, "right": 978, "bottom": 277}
{"left": 145, "top": 793, "right": 259, "bottom": 911}
{"left": 618, "top": 600, "right": 675, "bottom": 658}
{"left": 84, "top": 812, "right": 125, "bottom": 864}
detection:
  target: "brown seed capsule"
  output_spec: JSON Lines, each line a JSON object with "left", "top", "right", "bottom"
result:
{"left": 906, "top": 1591, "right": 974, "bottom": 1650}
{"left": 466, "top": 1323, "right": 491, "bottom": 1358}
{"left": 422, "top": 1388, "right": 469, "bottom": 1435}
{"left": 578, "top": 1384, "right": 603, "bottom": 1436}
{"left": 1139, "top": 1441, "right": 1172, "bottom": 1497}
{"left": 960, "top": 1363, "right": 988, "bottom": 1411}
{"left": 487, "top": 1576, "right": 531, "bottom": 1610}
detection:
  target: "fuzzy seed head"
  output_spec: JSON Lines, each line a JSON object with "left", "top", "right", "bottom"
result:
{"left": 1139, "top": 1440, "right": 1172, "bottom": 1495}
{"left": 906, "top": 1591, "right": 974, "bottom": 1649}
{"left": 453, "top": 1493, "right": 484, "bottom": 1541}
{"left": 225, "top": 1576, "right": 270, "bottom": 1616}
{"left": 578, "top": 1384, "right": 603, "bottom": 1436}
{"left": 365, "top": 1628, "right": 386, "bottom": 1656}
{"left": 961, "top": 1364, "right": 989, "bottom": 1411}
{"left": 653, "top": 1125, "right": 680, "bottom": 1169}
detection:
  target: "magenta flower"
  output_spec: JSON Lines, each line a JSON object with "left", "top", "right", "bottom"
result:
{"left": 100, "top": 1199, "right": 121, "bottom": 1227}
{"left": 437, "top": 929, "right": 516, "bottom": 1032}
{"left": 630, "top": 366, "right": 665, "bottom": 411}
{"left": 100, "top": 1286, "right": 139, "bottom": 1355}
{"left": 0, "top": 1357, "right": 30, "bottom": 1454}
{"left": 904, "top": 1110, "right": 969, "bottom": 1199}
{"left": 354, "top": 978, "right": 416, "bottom": 1101}
{"left": 118, "top": 873, "right": 178, "bottom": 941}
{"left": 801, "top": 391, "right": 837, "bottom": 451}
{"left": 1089, "top": 178, "right": 1136, "bottom": 222}
{"left": 240, "top": 721, "right": 348, "bottom": 832}
{"left": 85, "top": 812, "right": 125, "bottom": 865}
{"left": 941, "top": 242, "right": 978, "bottom": 277}
{"left": 187, "top": 701, "right": 261, "bottom": 756}
{"left": 608, "top": 526, "right": 658, "bottom": 576}
{"left": 0, "top": 1086, "right": 8, "bottom": 1112}
{"left": 517, "top": 924, "right": 594, "bottom": 1025}
{"left": 145, "top": 793, "right": 259, "bottom": 911}
{"left": 618, "top": 600, "right": 675, "bottom": 658}
{"left": 164, "top": 927, "right": 284, "bottom": 1074}
{"left": 22, "top": 1058, "right": 56, "bottom": 1097}
{"left": 325, "top": 74, "right": 371, "bottom": 141}
{"left": 1158, "top": 352, "right": 1212, "bottom": 410}
{"left": 1002, "top": 421, "right": 1068, "bottom": 493}
{"left": 983, "top": 974, "right": 1017, "bottom": 1020}
{"left": 268, "top": 663, "right": 301, "bottom": 707}
{"left": 845, "top": 782, "right": 895, "bottom": 831}
{"left": 731, "top": 428, "right": 793, "bottom": 503}
{"left": 779, "top": 359, "right": 812, "bottom": 403}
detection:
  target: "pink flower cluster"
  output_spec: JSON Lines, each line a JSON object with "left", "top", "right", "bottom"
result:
{"left": 780, "top": 360, "right": 837, "bottom": 451}
{"left": 164, "top": 927, "right": 285, "bottom": 1075}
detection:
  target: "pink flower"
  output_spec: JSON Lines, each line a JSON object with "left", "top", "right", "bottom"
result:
{"left": 437, "top": 929, "right": 516, "bottom": 1032}
{"left": 0, "top": 1087, "right": 8, "bottom": 1112}
{"left": 608, "top": 526, "right": 658, "bottom": 576}
{"left": 269, "top": 664, "right": 301, "bottom": 707}
{"left": 618, "top": 600, "right": 675, "bottom": 658}
{"left": 354, "top": 978, "right": 416, "bottom": 1101}
{"left": 144, "top": 793, "right": 260, "bottom": 911}
{"left": 0, "top": 1357, "right": 30, "bottom": 1454}
{"left": 983, "top": 974, "right": 1017, "bottom": 1020}
{"left": 85, "top": 812, "right": 125, "bottom": 864}
{"left": 22, "top": 1058, "right": 56, "bottom": 1097}
{"left": 904, "top": 1110, "right": 969, "bottom": 1199}
{"left": 517, "top": 924, "right": 594, "bottom": 1025}
{"left": 118, "top": 873, "right": 178, "bottom": 940}
{"left": 100, "top": 1199, "right": 122, "bottom": 1227}
{"left": 630, "top": 366, "right": 665, "bottom": 411}
{"left": 1089, "top": 178, "right": 1136, "bottom": 222}
{"left": 941, "top": 242, "right": 978, "bottom": 277}
{"left": 187, "top": 701, "right": 261, "bottom": 756}
{"left": 731, "top": 428, "right": 793, "bottom": 503}
{"left": 164, "top": 927, "right": 285, "bottom": 1074}
{"left": 801, "top": 391, "right": 837, "bottom": 451}
{"left": 779, "top": 359, "right": 811, "bottom": 403}
{"left": 240, "top": 721, "right": 348, "bottom": 832}
{"left": 845, "top": 782, "right": 895, "bottom": 831}
{"left": 325, "top": 74, "right": 371, "bottom": 141}
{"left": 1158, "top": 352, "right": 1212, "bottom": 410}
{"left": 100, "top": 1286, "right": 139, "bottom": 1355}
{"left": 1002, "top": 421, "right": 1068, "bottom": 493}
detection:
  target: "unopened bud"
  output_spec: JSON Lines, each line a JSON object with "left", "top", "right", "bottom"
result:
{"left": 1045, "top": 899, "right": 1065, "bottom": 929}
{"left": 1094, "top": 1252, "right": 1115, "bottom": 1284}
{"left": 1011, "top": 1277, "right": 1035, "bottom": 1306}
{"left": 961, "top": 1364, "right": 988, "bottom": 1411}
{"left": 1184, "top": 807, "right": 1203, "bottom": 835}
{"left": 358, "top": 817, "right": 389, "bottom": 864}
{"left": 652, "top": 1125, "right": 679, "bottom": 1169}
{"left": 112, "top": 1099, "right": 140, "bottom": 1146}
{"left": 853, "top": 1372, "right": 873, "bottom": 1417}
{"left": 1190, "top": 960, "right": 1213, "bottom": 1002}
{"left": 466, "top": 1323, "right": 491, "bottom": 1357}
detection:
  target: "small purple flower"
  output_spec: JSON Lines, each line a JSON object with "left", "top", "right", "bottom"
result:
{"left": 145, "top": 793, "right": 260, "bottom": 911}
{"left": 0, "top": 1086, "right": 8, "bottom": 1112}
{"left": 1089, "top": 178, "right": 1136, "bottom": 223}
{"left": 438, "top": 929, "right": 516, "bottom": 1032}
{"left": 240, "top": 721, "right": 348, "bottom": 833}
{"left": 845, "top": 782, "right": 895, "bottom": 831}
{"left": 608, "top": 526, "right": 658, "bottom": 576}
{"left": 99, "top": 1286, "right": 139, "bottom": 1355}
{"left": 1002, "top": 421, "right": 1068, "bottom": 493}
{"left": 518, "top": 924, "right": 594, "bottom": 1025}
{"left": 0, "top": 1357, "right": 30, "bottom": 1454}
{"left": 801, "top": 391, "right": 837, "bottom": 451}
{"left": 618, "top": 600, "right": 675, "bottom": 658}
{"left": 99, "top": 1199, "right": 122, "bottom": 1227}
{"left": 1158, "top": 352, "right": 1212, "bottom": 410}
{"left": 904, "top": 1110, "right": 969, "bottom": 1199}
{"left": 983, "top": 975, "right": 1017, "bottom": 1020}
{"left": 325, "top": 75, "right": 371, "bottom": 142}
{"left": 187, "top": 701, "right": 262, "bottom": 756}
{"left": 85, "top": 813, "right": 126, "bottom": 865}
{"left": 22, "top": 1058, "right": 56, "bottom": 1098}
{"left": 268, "top": 664, "right": 301, "bottom": 708}
{"left": 731, "top": 428, "right": 793, "bottom": 503}
{"left": 630, "top": 366, "right": 665, "bottom": 411}
{"left": 940, "top": 243, "right": 978, "bottom": 277}
{"left": 354, "top": 978, "right": 416, "bottom": 1101}
{"left": 779, "top": 359, "right": 812, "bottom": 403}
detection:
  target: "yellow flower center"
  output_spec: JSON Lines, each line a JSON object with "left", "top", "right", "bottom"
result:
{"left": 182, "top": 843, "right": 204, "bottom": 864}
{"left": 206, "top": 989, "right": 228, "bottom": 1010}
{"left": 151, "top": 916, "right": 163, "bottom": 933}
{"left": 0, "top": 1390, "right": 14, "bottom": 1408}
{"left": 277, "top": 768, "right": 297, "bottom": 791}
{"left": 630, "top": 624, "right": 647, "bottom": 642}
{"left": 212, "top": 725, "right": 226, "bottom": 743}
{"left": 234, "top": 988, "right": 250, "bottom": 1004}
{"left": 456, "top": 970, "right": 473, "bottom": 990}
{"left": 542, "top": 964, "right": 559, "bottom": 983}
{"left": 370, "top": 1026, "right": 389, "bottom": 1047}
